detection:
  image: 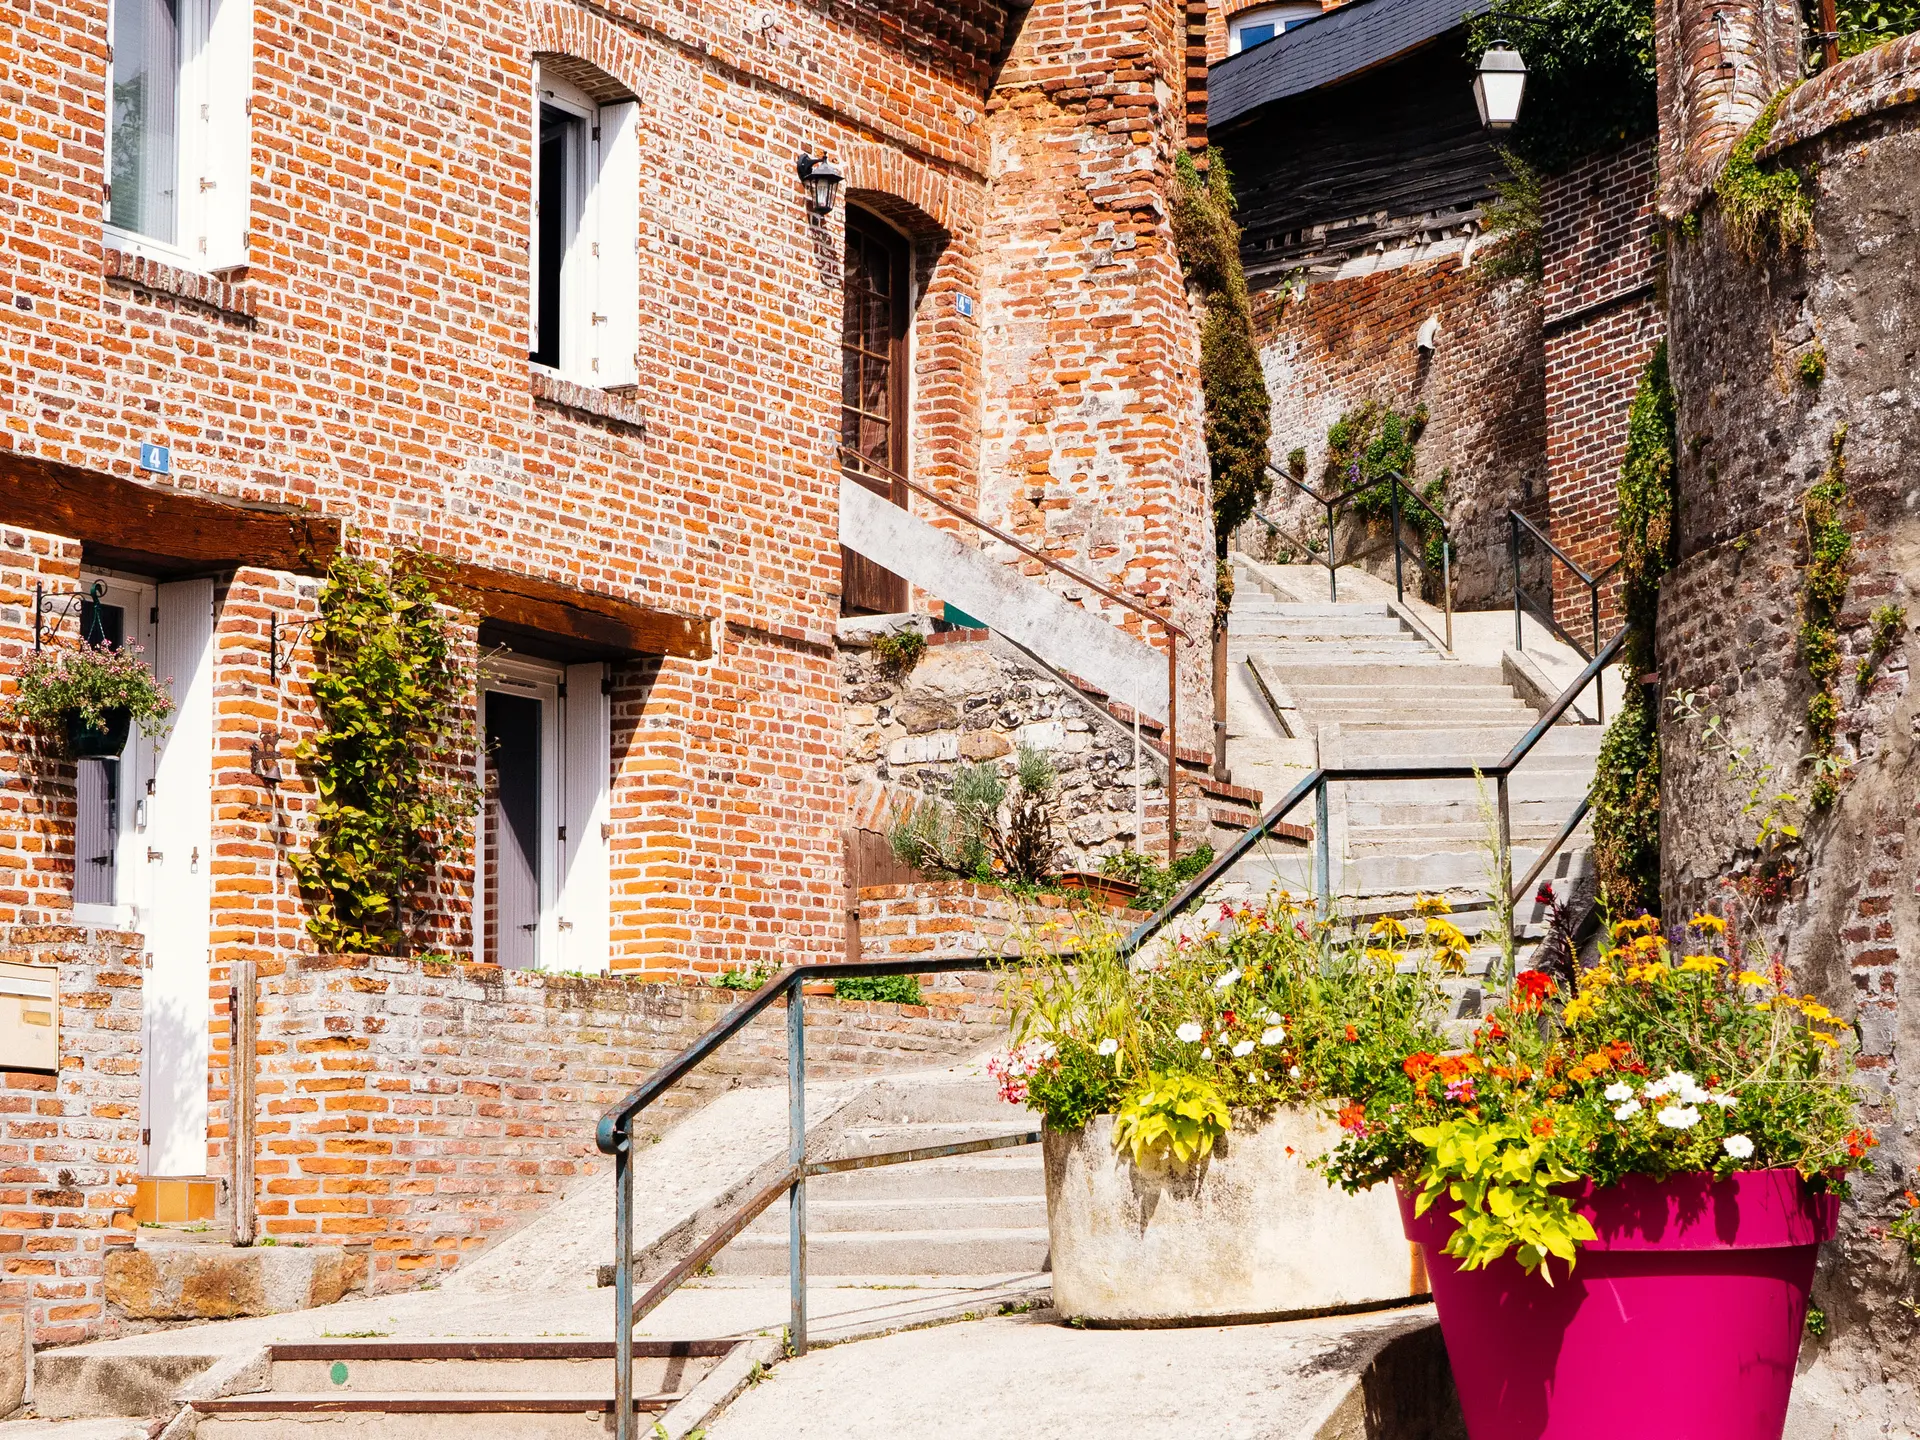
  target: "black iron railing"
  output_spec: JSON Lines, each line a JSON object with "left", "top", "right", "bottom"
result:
{"left": 596, "top": 627, "right": 1623, "bottom": 1437}
{"left": 1507, "top": 509, "right": 1620, "bottom": 722}
{"left": 1255, "top": 464, "right": 1453, "bottom": 650}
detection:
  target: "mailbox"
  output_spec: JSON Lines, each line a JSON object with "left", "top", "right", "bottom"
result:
{"left": 0, "top": 963, "right": 57, "bottom": 1073}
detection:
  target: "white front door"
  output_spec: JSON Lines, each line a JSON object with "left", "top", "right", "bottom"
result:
{"left": 143, "top": 578, "right": 215, "bottom": 1178}
{"left": 557, "top": 662, "right": 610, "bottom": 973}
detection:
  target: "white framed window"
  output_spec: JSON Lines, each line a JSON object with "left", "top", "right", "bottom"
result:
{"left": 104, "top": 0, "right": 251, "bottom": 270}
{"left": 530, "top": 63, "right": 639, "bottom": 388}
{"left": 1228, "top": 2, "right": 1321, "bottom": 54}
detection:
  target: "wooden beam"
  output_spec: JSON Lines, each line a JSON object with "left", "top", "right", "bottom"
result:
{"left": 0, "top": 451, "right": 341, "bottom": 577}
{"left": 421, "top": 556, "right": 712, "bottom": 662}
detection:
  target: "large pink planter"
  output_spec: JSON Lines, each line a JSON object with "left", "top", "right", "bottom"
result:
{"left": 1400, "top": 1169, "right": 1839, "bottom": 1440}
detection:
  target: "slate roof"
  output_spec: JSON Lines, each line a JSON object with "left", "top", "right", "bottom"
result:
{"left": 1209, "top": 0, "right": 1492, "bottom": 130}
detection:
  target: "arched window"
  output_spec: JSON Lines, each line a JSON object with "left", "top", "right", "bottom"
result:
{"left": 1228, "top": 2, "right": 1321, "bottom": 54}
{"left": 839, "top": 208, "right": 912, "bottom": 615}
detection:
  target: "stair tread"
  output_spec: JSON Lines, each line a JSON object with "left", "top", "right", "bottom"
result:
{"left": 196, "top": 1392, "right": 684, "bottom": 1413}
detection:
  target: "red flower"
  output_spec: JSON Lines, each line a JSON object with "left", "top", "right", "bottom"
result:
{"left": 1222, "top": 1010, "right": 1237, "bottom": 1029}
{"left": 1344, "top": 1025, "right": 1359, "bottom": 1042}
{"left": 1337, "top": 1102, "right": 1368, "bottom": 1133}
{"left": 1531, "top": 1115, "right": 1556, "bottom": 1137}
{"left": 1403, "top": 1052, "right": 1438, "bottom": 1084}
{"left": 1847, "top": 1128, "right": 1880, "bottom": 1159}
{"left": 1514, "top": 970, "right": 1556, "bottom": 1010}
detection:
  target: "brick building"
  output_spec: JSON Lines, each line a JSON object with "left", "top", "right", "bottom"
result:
{"left": 0, "top": 0, "right": 1215, "bottom": 1341}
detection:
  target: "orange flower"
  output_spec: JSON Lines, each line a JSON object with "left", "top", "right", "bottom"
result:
{"left": 1337, "top": 1102, "right": 1368, "bottom": 1133}
{"left": 1846, "top": 1128, "right": 1880, "bottom": 1159}
{"left": 1403, "top": 1052, "right": 1439, "bottom": 1084}
{"left": 1344, "top": 1025, "right": 1359, "bottom": 1043}
{"left": 1531, "top": 1115, "right": 1556, "bottom": 1137}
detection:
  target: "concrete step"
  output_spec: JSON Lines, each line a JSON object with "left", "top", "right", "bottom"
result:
{"left": 1229, "top": 601, "right": 1396, "bottom": 619}
{"left": 194, "top": 1393, "right": 682, "bottom": 1437}
{"left": 831, "top": 1121, "right": 1034, "bottom": 1153}
{"left": 710, "top": 1227, "right": 1049, "bottom": 1277}
{"left": 1291, "top": 702, "right": 1539, "bottom": 725}
{"left": 812, "top": 1153, "right": 1043, "bottom": 1201}
{"left": 1331, "top": 726, "right": 1601, "bottom": 761}
{"left": 746, "top": 1194, "right": 1047, "bottom": 1236}
{"left": 1264, "top": 663, "right": 1508, "bottom": 688}
{"left": 1229, "top": 616, "right": 1411, "bottom": 638}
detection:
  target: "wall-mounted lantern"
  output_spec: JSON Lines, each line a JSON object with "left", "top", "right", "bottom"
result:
{"left": 1473, "top": 42, "right": 1529, "bottom": 130}
{"left": 796, "top": 151, "right": 844, "bottom": 213}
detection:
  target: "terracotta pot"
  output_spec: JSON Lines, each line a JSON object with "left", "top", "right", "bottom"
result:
{"left": 1400, "top": 1168, "right": 1838, "bottom": 1440}
{"left": 65, "top": 707, "right": 132, "bottom": 759}
{"left": 1053, "top": 872, "right": 1141, "bottom": 906}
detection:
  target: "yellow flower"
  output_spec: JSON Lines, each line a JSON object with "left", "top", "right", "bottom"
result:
{"left": 1364, "top": 946, "right": 1398, "bottom": 964}
{"left": 1627, "top": 962, "right": 1668, "bottom": 984}
{"left": 1735, "top": 970, "right": 1771, "bottom": 988}
{"left": 1425, "top": 917, "right": 1469, "bottom": 949}
{"left": 1413, "top": 893, "right": 1452, "bottom": 917}
{"left": 1797, "top": 998, "right": 1835, "bottom": 1023}
{"left": 1679, "top": 954, "right": 1728, "bottom": 974}
{"left": 1370, "top": 916, "right": 1410, "bottom": 942}
{"left": 1578, "top": 964, "right": 1614, "bottom": 990}
{"left": 1562, "top": 994, "right": 1597, "bottom": 1026}
{"left": 1688, "top": 912, "right": 1728, "bottom": 936}
{"left": 1612, "top": 915, "right": 1661, "bottom": 941}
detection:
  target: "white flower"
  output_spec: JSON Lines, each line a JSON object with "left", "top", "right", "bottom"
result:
{"left": 1710, "top": 1093, "right": 1738, "bottom": 1110}
{"left": 1261, "top": 1025, "right": 1286, "bottom": 1046}
{"left": 1650, "top": 1071, "right": 1712, "bottom": 1106}
{"left": 1289, "top": 1065, "right": 1302, "bottom": 1080}
{"left": 1200, "top": 1048, "right": 1212, "bottom": 1061}
{"left": 1723, "top": 1134, "right": 1755, "bottom": 1160}
{"left": 1096, "top": 1037, "right": 1118, "bottom": 1056}
{"left": 1176, "top": 1022, "right": 1203, "bottom": 1044}
{"left": 1232, "top": 1039, "right": 1255, "bottom": 1058}
{"left": 1250, "top": 1070, "right": 1265, "bottom": 1084}
{"left": 1604, "top": 1082, "right": 1635, "bottom": 1103}
{"left": 1213, "top": 967, "right": 1242, "bottom": 991}
{"left": 1656, "top": 1105, "right": 1702, "bottom": 1130}
{"left": 1613, "top": 1099, "right": 1643, "bottom": 1121}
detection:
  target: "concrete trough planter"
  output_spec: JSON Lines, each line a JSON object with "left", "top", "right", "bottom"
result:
{"left": 1043, "top": 1109, "right": 1425, "bottom": 1325}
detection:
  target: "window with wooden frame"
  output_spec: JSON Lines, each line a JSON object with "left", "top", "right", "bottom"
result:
{"left": 839, "top": 209, "right": 911, "bottom": 615}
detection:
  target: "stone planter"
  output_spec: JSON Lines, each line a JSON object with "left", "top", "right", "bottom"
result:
{"left": 1043, "top": 1108, "right": 1423, "bottom": 1325}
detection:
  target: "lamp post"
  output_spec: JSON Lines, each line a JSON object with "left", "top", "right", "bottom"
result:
{"left": 796, "top": 151, "right": 844, "bottom": 213}
{"left": 1473, "top": 41, "right": 1529, "bottom": 129}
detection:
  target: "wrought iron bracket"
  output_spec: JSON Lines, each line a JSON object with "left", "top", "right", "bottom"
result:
{"left": 268, "top": 613, "right": 318, "bottom": 680}
{"left": 33, "top": 580, "right": 106, "bottom": 652}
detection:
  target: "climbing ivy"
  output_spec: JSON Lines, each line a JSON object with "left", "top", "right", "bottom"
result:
{"left": 1717, "top": 88, "right": 1814, "bottom": 259}
{"left": 1171, "top": 148, "right": 1274, "bottom": 592}
{"left": 1465, "top": 0, "right": 1656, "bottom": 174}
{"left": 1479, "top": 151, "right": 1544, "bottom": 284}
{"left": 291, "top": 552, "right": 478, "bottom": 955}
{"left": 1801, "top": 425, "right": 1852, "bottom": 806}
{"left": 1590, "top": 344, "right": 1676, "bottom": 915}
{"left": 1321, "top": 402, "right": 1450, "bottom": 580}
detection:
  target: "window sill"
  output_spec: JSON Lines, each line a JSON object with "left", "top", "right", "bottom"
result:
{"left": 530, "top": 367, "right": 647, "bottom": 436}
{"left": 103, "top": 245, "right": 257, "bottom": 325}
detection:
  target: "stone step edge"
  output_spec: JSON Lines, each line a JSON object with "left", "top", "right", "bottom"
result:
{"left": 193, "top": 1391, "right": 684, "bottom": 1415}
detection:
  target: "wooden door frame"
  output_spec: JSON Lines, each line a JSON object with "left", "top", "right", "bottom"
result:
{"left": 840, "top": 208, "right": 912, "bottom": 614}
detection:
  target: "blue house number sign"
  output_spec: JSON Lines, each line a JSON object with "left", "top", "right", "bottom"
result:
{"left": 138, "top": 444, "right": 171, "bottom": 475}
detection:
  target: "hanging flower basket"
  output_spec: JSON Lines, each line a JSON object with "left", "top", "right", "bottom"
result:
{"left": 9, "top": 642, "right": 173, "bottom": 758}
{"left": 1401, "top": 1168, "right": 1836, "bottom": 1440}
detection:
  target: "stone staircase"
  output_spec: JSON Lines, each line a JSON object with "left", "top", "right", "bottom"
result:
{"left": 1220, "top": 558, "right": 1603, "bottom": 941}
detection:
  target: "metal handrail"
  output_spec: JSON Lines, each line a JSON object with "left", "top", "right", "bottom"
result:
{"left": 1507, "top": 508, "right": 1621, "bottom": 721}
{"left": 1259, "top": 464, "right": 1453, "bottom": 651}
{"left": 598, "top": 625, "right": 1625, "bottom": 1436}
{"left": 842, "top": 445, "right": 1192, "bottom": 861}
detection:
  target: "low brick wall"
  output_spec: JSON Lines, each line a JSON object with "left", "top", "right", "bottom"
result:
{"left": 253, "top": 953, "right": 1014, "bottom": 1288}
{"left": 857, "top": 881, "right": 1147, "bottom": 964}
{"left": 0, "top": 926, "right": 144, "bottom": 1345}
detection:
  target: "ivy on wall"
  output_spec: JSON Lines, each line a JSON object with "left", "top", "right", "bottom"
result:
{"left": 1801, "top": 425, "right": 1852, "bottom": 805}
{"left": 1590, "top": 343, "right": 1676, "bottom": 916}
{"left": 1717, "top": 89, "right": 1814, "bottom": 259}
{"left": 1171, "top": 147, "right": 1275, "bottom": 605}
{"left": 291, "top": 553, "right": 478, "bottom": 955}
{"left": 1322, "top": 402, "right": 1450, "bottom": 579}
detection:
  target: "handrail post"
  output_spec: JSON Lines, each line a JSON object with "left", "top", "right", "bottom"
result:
{"left": 613, "top": 1123, "right": 634, "bottom": 1440}
{"left": 1326, "top": 501, "right": 1338, "bottom": 601}
{"left": 788, "top": 987, "right": 808, "bottom": 1357}
{"left": 1442, "top": 538, "right": 1454, "bottom": 653}
{"left": 1391, "top": 481, "right": 1405, "bottom": 604}
{"left": 1590, "top": 583, "right": 1604, "bottom": 725}
{"left": 1314, "top": 778, "right": 1332, "bottom": 920}
{"left": 1166, "top": 624, "right": 1179, "bottom": 865}
{"left": 1495, "top": 772, "right": 1514, "bottom": 947}
{"left": 1509, "top": 512, "right": 1523, "bottom": 652}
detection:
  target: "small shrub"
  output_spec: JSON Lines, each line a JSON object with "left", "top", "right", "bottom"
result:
{"left": 1479, "top": 150, "right": 1543, "bottom": 283}
{"left": 1801, "top": 426, "right": 1852, "bottom": 805}
{"left": 710, "top": 966, "right": 771, "bottom": 991}
{"left": 1797, "top": 344, "right": 1827, "bottom": 387}
{"left": 1718, "top": 88, "right": 1813, "bottom": 259}
{"left": 870, "top": 629, "right": 925, "bottom": 678}
{"left": 833, "top": 974, "right": 923, "bottom": 1005}
{"left": 887, "top": 746, "right": 1062, "bottom": 886}
{"left": 1857, "top": 602, "right": 1908, "bottom": 690}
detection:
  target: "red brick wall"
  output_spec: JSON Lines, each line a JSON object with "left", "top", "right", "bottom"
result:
{"left": 1540, "top": 140, "right": 1665, "bottom": 642}
{"left": 1250, "top": 259, "right": 1546, "bottom": 608}
{"left": 858, "top": 881, "right": 1146, "bottom": 964}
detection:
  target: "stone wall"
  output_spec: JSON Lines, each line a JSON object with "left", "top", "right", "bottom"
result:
{"left": 1652, "top": 23, "right": 1920, "bottom": 1430}
{"left": 1245, "top": 255, "right": 1546, "bottom": 608}
{"left": 0, "top": 926, "right": 143, "bottom": 1346}
{"left": 1541, "top": 140, "right": 1665, "bottom": 641}
{"left": 858, "top": 881, "right": 1147, "bottom": 965}
{"left": 252, "top": 952, "right": 1011, "bottom": 1289}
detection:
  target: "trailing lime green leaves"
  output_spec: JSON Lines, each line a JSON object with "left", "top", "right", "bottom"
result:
{"left": 1717, "top": 88, "right": 1813, "bottom": 259}
{"left": 1590, "top": 344, "right": 1676, "bottom": 915}
{"left": 291, "top": 553, "right": 477, "bottom": 955}
{"left": 1411, "top": 1113, "right": 1598, "bottom": 1279}
{"left": 1802, "top": 426, "right": 1853, "bottom": 806}
{"left": 1112, "top": 1071, "right": 1232, "bottom": 1167}
{"left": 1171, "top": 149, "right": 1274, "bottom": 594}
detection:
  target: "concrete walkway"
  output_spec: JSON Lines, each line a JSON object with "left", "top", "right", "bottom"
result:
{"left": 706, "top": 1304, "right": 1444, "bottom": 1440}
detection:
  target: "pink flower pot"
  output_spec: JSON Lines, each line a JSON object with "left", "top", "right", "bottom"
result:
{"left": 1399, "top": 1168, "right": 1839, "bottom": 1440}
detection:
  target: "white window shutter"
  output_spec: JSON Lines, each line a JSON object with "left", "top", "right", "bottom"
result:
{"left": 146, "top": 579, "right": 216, "bottom": 1176}
{"left": 558, "top": 663, "right": 611, "bottom": 973}
{"left": 595, "top": 101, "right": 639, "bottom": 388}
{"left": 200, "top": 0, "right": 252, "bottom": 269}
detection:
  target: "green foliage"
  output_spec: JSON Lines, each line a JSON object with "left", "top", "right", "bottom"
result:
{"left": 1098, "top": 844, "right": 1216, "bottom": 912}
{"left": 1798, "top": 344, "right": 1827, "bottom": 387}
{"left": 1411, "top": 1113, "right": 1598, "bottom": 1278}
{"left": 1479, "top": 150, "right": 1544, "bottom": 283}
{"left": 1802, "top": 427, "right": 1852, "bottom": 806}
{"left": 709, "top": 965, "right": 771, "bottom": 991}
{"left": 1113, "top": 1072, "right": 1231, "bottom": 1166}
{"left": 886, "top": 746, "right": 1062, "bottom": 885}
{"left": 1718, "top": 88, "right": 1814, "bottom": 259}
{"left": 290, "top": 553, "right": 477, "bottom": 955}
{"left": 1466, "top": 0, "right": 1656, "bottom": 173}
{"left": 1171, "top": 149, "right": 1275, "bottom": 555}
{"left": 1804, "top": 1305, "right": 1829, "bottom": 1338}
{"left": 833, "top": 973, "right": 924, "bottom": 1005}
{"left": 10, "top": 641, "right": 175, "bottom": 749}
{"left": 870, "top": 629, "right": 925, "bottom": 678}
{"left": 1591, "top": 345, "right": 1676, "bottom": 915}
{"left": 1320, "top": 402, "right": 1449, "bottom": 582}
{"left": 1835, "top": 0, "right": 1920, "bottom": 56}
{"left": 1859, "top": 602, "right": 1908, "bottom": 689}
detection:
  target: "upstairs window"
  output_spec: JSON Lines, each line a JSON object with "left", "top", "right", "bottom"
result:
{"left": 1228, "top": 2, "right": 1321, "bottom": 53}
{"left": 530, "top": 62, "right": 639, "bottom": 388}
{"left": 105, "top": 0, "right": 251, "bottom": 268}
